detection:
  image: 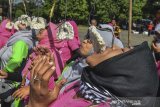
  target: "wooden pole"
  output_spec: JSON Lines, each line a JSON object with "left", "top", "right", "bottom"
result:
{"left": 22, "top": 0, "right": 27, "bottom": 14}
{"left": 49, "top": 0, "right": 56, "bottom": 22}
{"left": 128, "top": 0, "right": 132, "bottom": 47}
{"left": 9, "top": 0, "right": 12, "bottom": 20}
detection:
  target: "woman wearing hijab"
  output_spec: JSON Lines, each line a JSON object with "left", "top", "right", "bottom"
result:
{"left": 27, "top": 25, "right": 158, "bottom": 107}
{"left": 14, "top": 23, "right": 124, "bottom": 106}
{"left": 0, "top": 19, "right": 8, "bottom": 30}
{"left": 26, "top": 39, "right": 124, "bottom": 107}
{"left": 0, "top": 15, "right": 34, "bottom": 107}
{"left": 54, "top": 21, "right": 80, "bottom": 65}
{"left": 0, "top": 19, "right": 15, "bottom": 49}
{"left": 65, "top": 20, "right": 81, "bottom": 64}
{"left": 12, "top": 19, "right": 64, "bottom": 106}
{"left": 12, "top": 20, "right": 81, "bottom": 104}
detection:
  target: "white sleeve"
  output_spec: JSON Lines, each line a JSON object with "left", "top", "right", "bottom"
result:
{"left": 155, "top": 24, "right": 160, "bottom": 31}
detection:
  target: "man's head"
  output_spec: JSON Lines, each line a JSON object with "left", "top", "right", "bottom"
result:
{"left": 91, "top": 19, "right": 97, "bottom": 27}
{"left": 111, "top": 20, "right": 116, "bottom": 26}
{"left": 2, "top": 16, "right": 7, "bottom": 20}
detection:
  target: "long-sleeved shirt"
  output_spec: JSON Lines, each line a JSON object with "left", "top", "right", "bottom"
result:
{"left": 3, "top": 40, "right": 29, "bottom": 73}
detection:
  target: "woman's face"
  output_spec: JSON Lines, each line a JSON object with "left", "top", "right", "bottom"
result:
{"left": 18, "top": 23, "right": 26, "bottom": 30}
{"left": 87, "top": 47, "right": 130, "bottom": 67}
{"left": 79, "top": 39, "right": 93, "bottom": 57}
{"left": 36, "top": 29, "right": 47, "bottom": 41}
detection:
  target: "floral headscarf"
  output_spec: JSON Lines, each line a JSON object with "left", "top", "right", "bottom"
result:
{"left": 57, "top": 22, "right": 74, "bottom": 40}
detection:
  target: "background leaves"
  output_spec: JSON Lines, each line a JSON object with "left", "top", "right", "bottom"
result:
{"left": 0, "top": 0, "right": 160, "bottom": 24}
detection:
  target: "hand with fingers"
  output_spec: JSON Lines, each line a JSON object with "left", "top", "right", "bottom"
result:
{"left": 11, "top": 48, "right": 53, "bottom": 101}
{"left": 33, "top": 46, "right": 50, "bottom": 55}
{"left": 28, "top": 53, "right": 66, "bottom": 107}
{"left": 152, "top": 43, "right": 160, "bottom": 53}
{"left": 12, "top": 86, "right": 30, "bottom": 100}
{"left": 27, "top": 46, "right": 51, "bottom": 75}
{"left": 0, "top": 70, "right": 8, "bottom": 79}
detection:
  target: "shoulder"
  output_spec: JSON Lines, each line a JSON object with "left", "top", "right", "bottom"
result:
{"left": 14, "top": 40, "right": 28, "bottom": 46}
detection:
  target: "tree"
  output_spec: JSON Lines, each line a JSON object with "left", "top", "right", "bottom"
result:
{"left": 142, "top": 0, "right": 160, "bottom": 19}
{"left": 2, "top": 0, "right": 159, "bottom": 24}
{"left": 86, "top": 0, "right": 129, "bottom": 23}
{"left": 55, "top": 0, "right": 89, "bottom": 24}
{"left": 132, "top": 0, "right": 147, "bottom": 21}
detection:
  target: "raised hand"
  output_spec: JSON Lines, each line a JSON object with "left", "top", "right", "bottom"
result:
{"left": 28, "top": 51, "right": 65, "bottom": 107}
{"left": 33, "top": 46, "right": 50, "bottom": 55}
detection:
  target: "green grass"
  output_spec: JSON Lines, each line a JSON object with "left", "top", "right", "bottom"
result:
{"left": 78, "top": 25, "right": 88, "bottom": 41}
{"left": 120, "top": 30, "right": 153, "bottom": 47}
{"left": 78, "top": 26, "right": 154, "bottom": 47}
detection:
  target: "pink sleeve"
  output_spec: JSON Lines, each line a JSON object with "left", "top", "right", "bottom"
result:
{"left": 68, "top": 38, "right": 80, "bottom": 51}
{"left": 72, "top": 21, "right": 80, "bottom": 45}
{"left": 67, "top": 21, "right": 80, "bottom": 51}
{"left": 0, "top": 37, "right": 8, "bottom": 49}
{"left": 69, "top": 21, "right": 81, "bottom": 45}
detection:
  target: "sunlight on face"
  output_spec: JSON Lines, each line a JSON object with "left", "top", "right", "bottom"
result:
{"left": 36, "top": 29, "right": 47, "bottom": 41}
{"left": 18, "top": 23, "right": 26, "bottom": 30}
{"left": 79, "top": 39, "right": 93, "bottom": 57}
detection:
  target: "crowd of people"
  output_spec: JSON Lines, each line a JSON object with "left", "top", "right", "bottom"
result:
{"left": 131, "top": 10, "right": 160, "bottom": 37}
{"left": 0, "top": 9, "right": 160, "bottom": 107}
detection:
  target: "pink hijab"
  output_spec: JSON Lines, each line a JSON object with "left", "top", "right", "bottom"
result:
{"left": 49, "top": 22, "right": 80, "bottom": 64}
{"left": 68, "top": 20, "right": 81, "bottom": 45}
{"left": 0, "top": 19, "right": 8, "bottom": 30}
{"left": 0, "top": 19, "right": 15, "bottom": 49}
{"left": 22, "top": 23, "right": 64, "bottom": 89}
{"left": 47, "top": 22, "right": 64, "bottom": 73}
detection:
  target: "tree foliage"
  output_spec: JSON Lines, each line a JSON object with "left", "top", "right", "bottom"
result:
{"left": 142, "top": 0, "right": 160, "bottom": 19}
{"left": 54, "top": 0, "right": 89, "bottom": 23}
{"left": 1, "top": 0, "right": 160, "bottom": 24}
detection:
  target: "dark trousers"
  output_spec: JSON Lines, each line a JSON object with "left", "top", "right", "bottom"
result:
{"left": 148, "top": 30, "right": 151, "bottom": 36}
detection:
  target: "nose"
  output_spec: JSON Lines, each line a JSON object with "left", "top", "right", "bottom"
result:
{"left": 87, "top": 39, "right": 92, "bottom": 43}
{"left": 83, "top": 40, "right": 88, "bottom": 44}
